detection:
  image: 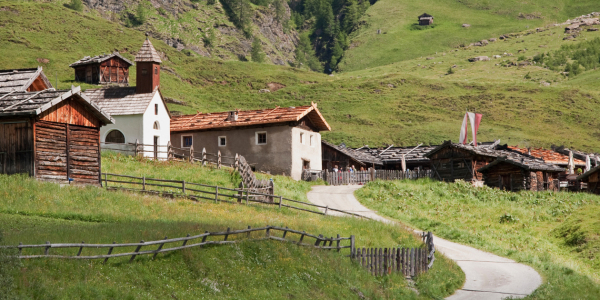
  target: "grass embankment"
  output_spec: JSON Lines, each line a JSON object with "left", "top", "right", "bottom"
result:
{"left": 3, "top": 2, "right": 600, "bottom": 151}
{"left": 356, "top": 179, "right": 600, "bottom": 299}
{"left": 0, "top": 156, "right": 464, "bottom": 299}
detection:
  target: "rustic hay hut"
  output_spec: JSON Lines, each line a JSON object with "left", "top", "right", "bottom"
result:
{"left": 478, "top": 156, "right": 563, "bottom": 192}
{"left": 70, "top": 52, "right": 133, "bottom": 86}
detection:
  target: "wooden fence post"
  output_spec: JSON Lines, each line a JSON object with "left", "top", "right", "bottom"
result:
{"left": 279, "top": 196, "right": 283, "bottom": 208}
{"left": 217, "top": 150, "right": 222, "bottom": 169}
{"left": 234, "top": 154, "right": 239, "bottom": 171}
{"left": 224, "top": 228, "right": 230, "bottom": 241}
{"left": 104, "top": 173, "right": 108, "bottom": 187}
{"left": 129, "top": 241, "right": 144, "bottom": 262}
{"left": 268, "top": 180, "right": 274, "bottom": 203}
{"left": 201, "top": 231, "right": 208, "bottom": 247}
{"left": 189, "top": 145, "right": 194, "bottom": 163}
{"left": 324, "top": 205, "right": 328, "bottom": 215}
{"left": 350, "top": 235, "right": 355, "bottom": 259}
{"left": 215, "top": 186, "right": 219, "bottom": 203}
{"left": 182, "top": 234, "right": 190, "bottom": 246}
{"left": 142, "top": 176, "right": 146, "bottom": 191}
{"left": 299, "top": 231, "right": 305, "bottom": 244}
{"left": 315, "top": 234, "right": 323, "bottom": 247}
{"left": 76, "top": 241, "right": 84, "bottom": 256}
{"left": 282, "top": 227, "right": 288, "bottom": 239}
{"left": 202, "top": 148, "right": 207, "bottom": 166}
{"left": 182, "top": 180, "right": 186, "bottom": 194}
{"left": 44, "top": 241, "right": 50, "bottom": 255}
{"left": 336, "top": 234, "right": 340, "bottom": 252}
{"left": 167, "top": 141, "right": 173, "bottom": 161}
{"left": 247, "top": 226, "right": 251, "bottom": 239}
{"left": 152, "top": 237, "right": 167, "bottom": 260}
{"left": 103, "top": 241, "right": 116, "bottom": 264}
{"left": 134, "top": 139, "right": 139, "bottom": 156}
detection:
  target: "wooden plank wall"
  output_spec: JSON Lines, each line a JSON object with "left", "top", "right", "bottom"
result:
{"left": 39, "top": 98, "right": 100, "bottom": 128}
{"left": 100, "top": 57, "right": 129, "bottom": 84}
{"left": 35, "top": 121, "right": 67, "bottom": 181}
{"left": 69, "top": 125, "right": 100, "bottom": 184}
{"left": 0, "top": 120, "right": 33, "bottom": 175}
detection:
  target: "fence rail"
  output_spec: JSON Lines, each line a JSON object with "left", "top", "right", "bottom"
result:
{"left": 1, "top": 226, "right": 354, "bottom": 262}
{"left": 304, "top": 169, "right": 434, "bottom": 186}
{"left": 352, "top": 231, "right": 435, "bottom": 277}
{"left": 101, "top": 173, "right": 374, "bottom": 220}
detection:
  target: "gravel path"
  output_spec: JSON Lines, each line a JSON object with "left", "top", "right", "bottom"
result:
{"left": 307, "top": 185, "right": 542, "bottom": 300}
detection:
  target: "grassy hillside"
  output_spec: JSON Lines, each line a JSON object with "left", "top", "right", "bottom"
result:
{"left": 355, "top": 179, "right": 600, "bottom": 299}
{"left": 2, "top": 1, "right": 600, "bottom": 152}
{"left": 339, "top": 0, "right": 598, "bottom": 71}
{"left": 0, "top": 168, "right": 464, "bottom": 299}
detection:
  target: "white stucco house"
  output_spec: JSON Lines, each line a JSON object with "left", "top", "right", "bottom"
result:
{"left": 84, "top": 36, "right": 171, "bottom": 159}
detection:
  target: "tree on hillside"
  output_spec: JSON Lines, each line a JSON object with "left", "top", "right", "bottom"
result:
{"left": 221, "top": 0, "right": 253, "bottom": 35}
{"left": 273, "top": 0, "right": 290, "bottom": 31}
{"left": 251, "top": 38, "right": 265, "bottom": 62}
{"left": 295, "top": 33, "right": 323, "bottom": 72}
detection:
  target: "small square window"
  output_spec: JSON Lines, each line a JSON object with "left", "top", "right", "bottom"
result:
{"left": 155, "top": 104, "right": 158, "bottom": 115}
{"left": 218, "top": 136, "right": 226, "bottom": 147}
{"left": 182, "top": 136, "right": 193, "bottom": 148}
{"left": 256, "top": 132, "right": 267, "bottom": 145}
{"left": 300, "top": 133, "right": 304, "bottom": 144}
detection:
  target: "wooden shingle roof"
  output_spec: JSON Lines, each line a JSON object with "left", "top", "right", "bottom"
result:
{"left": 135, "top": 38, "right": 162, "bottom": 63}
{"left": 359, "top": 145, "right": 437, "bottom": 163}
{"left": 322, "top": 141, "right": 383, "bottom": 166}
{"left": 425, "top": 140, "right": 516, "bottom": 158}
{"left": 83, "top": 87, "right": 157, "bottom": 116}
{"left": 478, "top": 155, "right": 564, "bottom": 173}
{"left": 171, "top": 103, "right": 331, "bottom": 132}
{"left": 69, "top": 52, "right": 134, "bottom": 68}
{"left": 419, "top": 13, "right": 433, "bottom": 19}
{"left": 0, "top": 86, "right": 114, "bottom": 124}
{"left": 577, "top": 165, "right": 600, "bottom": 181}
{"left": 0, "top": 67, "right": 52, "bottom": 93}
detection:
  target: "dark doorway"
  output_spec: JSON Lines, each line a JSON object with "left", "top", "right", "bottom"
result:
{"left": 303, "top": 159, "right": 310, "bottom": 170}
{"left": 154, "top": 136, "right": 159, "bottom": 160}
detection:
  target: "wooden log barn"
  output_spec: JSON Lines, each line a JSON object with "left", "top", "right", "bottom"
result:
{"left": 0, "top": 87, "right": 114, "bottom": 184}
{"left": 424, "top": 140, "right": 515, "bottom": 182}
{"left": 477, "top": 156, "right": 563, "bottom": 191}
{"left": 0, "top": 67, "right": 53, "bottom": 93}
{"left": 69, "top": 52, "right": 133, "bottom": 86}
{"left": 321, "top": 141, "right": 382, "bottom": 171}
{"left": 576, "top": 166, "right": 600, "bottom": 194}
{"left": 418, "top": 13, "right": 434, "bottom": 25}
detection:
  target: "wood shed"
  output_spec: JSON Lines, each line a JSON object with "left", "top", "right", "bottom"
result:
{"left": 424, "top": 140, "right": 514, "bottom": 182}
{"left": 576, "top": 166, "right": 600, "bottom": 194}
{"left": 357, "top": 145, "right": 436, "bottom": 171}
{"left": 0, "top": 67, "right": 53, "bottom": 93}
{"left": 0, "top": 87, "right": 114, "bottom": 184}
{"left": 69, "top": 52, "right": 133, "bottom": 86}
{"left": 321, "top": 141, "right": 382, "bottom": 171}
{"left": 478, "top": 156, "right": 563, "bottom": 192}
{"left": 418, "top": 13, "right": 434, "bottom": 25}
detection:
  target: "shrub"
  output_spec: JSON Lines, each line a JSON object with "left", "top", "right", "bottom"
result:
{"left": 66, "top": 0, "right": 84, "bottom": 12}
{"left": 447, "top": 67, "right": 454, "bottom": 75}
{"left": 499, "top": 213, "right": 519, "bottom": 223}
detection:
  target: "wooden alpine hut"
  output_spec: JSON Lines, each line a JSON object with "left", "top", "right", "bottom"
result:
{"left": 69, "top": 52, "right": 133, "bottom": 86}
{"left": 0, "top": 67, "right": 53, "bottom": 93}
{"left": 477, "top": 156, "right": 563, "bottom": 192}
{"left": 0, "top": 86, "right": 114, "bottom": 184}
{"left": 576, "top": 166, "right": 600, "bottom": 194}
{"left": 418, "top": 13, "right": 434, "bottom": 25}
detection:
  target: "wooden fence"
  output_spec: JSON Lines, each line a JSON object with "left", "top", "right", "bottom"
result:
{"left": 304, "top": 169, "right": 434, "bottom": 186}
{"left": 101, "top": 173, "right": 374, "bottom": 220}
{"left": 352, "top": 231, "right": 435, "bottom": 277}
{"left": 0, "top": 225, "right": 354, "bottom": 262}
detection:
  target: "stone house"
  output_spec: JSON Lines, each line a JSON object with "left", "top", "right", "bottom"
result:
{"left": 170, "top": 103, "right": 331, "bottom": 180}
{"left": 84, "top": 37, "right": 171, "bottom": 159}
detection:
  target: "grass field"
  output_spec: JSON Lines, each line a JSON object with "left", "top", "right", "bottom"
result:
{"left": 339, "top": 0, "right": 599, "bottom": 71}
{"left": 355, "top": 179, "right": 600, "bottom": 299}
{"left": 0, "top": 156, "right": 464, "bottom": 299}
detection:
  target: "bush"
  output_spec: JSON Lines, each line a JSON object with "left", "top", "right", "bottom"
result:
{"left": 499, "top": 213, "right": 519, "bottom": 223}
{"left": 66, "top": 0, "right": 84, "bottom": 12}
{"left": 447, "top": 67, "right": 454, "bottom": 75}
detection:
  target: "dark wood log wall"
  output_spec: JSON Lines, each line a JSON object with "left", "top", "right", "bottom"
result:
{"left": 68, "top": 125, "right": 100, "bottom": 184}
{"left": 0, "top": 120, "right": 33, "bottom": 175}
{"left": 74, "top": 57, "right": 130, "bottom": 85}
{"left": 480, "top": 163, "right": 527, "bottom": 191}
{"left": 430, "top": 148, "right": 493, "bottom": 182}
{"left": 321, "top": 143, "right": 363, "bottom": 170}
{"left": 35, "top": 121, "right": 67, "bottom": 181}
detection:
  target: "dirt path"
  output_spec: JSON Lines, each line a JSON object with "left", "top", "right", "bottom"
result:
{"left": 307, "top": 185, "right": 542, "bottom": 300}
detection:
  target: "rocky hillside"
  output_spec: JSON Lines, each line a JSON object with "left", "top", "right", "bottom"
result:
{"left": 83, "top": 0, "right": 298, "bottom": 65}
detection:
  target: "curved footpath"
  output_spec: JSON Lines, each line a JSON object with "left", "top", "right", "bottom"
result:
{"left": 307, "top": 185, "right": 542, "bottom": 300}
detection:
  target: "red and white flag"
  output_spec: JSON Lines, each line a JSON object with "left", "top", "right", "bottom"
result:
{"left": 459, "top": 111, "right": 483, "bottom": 145}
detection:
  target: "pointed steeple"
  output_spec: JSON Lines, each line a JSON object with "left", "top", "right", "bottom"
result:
{"left": 135, "top": 33, "right": 162, "bottom": 94}
{"left": 135, "top": 34, "right": 162, "bottom": 63}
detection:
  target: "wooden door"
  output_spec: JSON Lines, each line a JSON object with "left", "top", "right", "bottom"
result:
{"left": 0, "top": 121, "right": 33, "bottom": 175}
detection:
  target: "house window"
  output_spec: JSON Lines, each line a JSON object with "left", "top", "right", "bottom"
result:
{"left": 155, "top": 66, "right": 158, "bottom": 75}
{"left": 218, "top": 136, "right": 226, "bottom": 147}
{"left": 182, "top": 135, "right": 193, "bottom": 148}
{"left": 105, "top": 130, "right": 125, "bottom": 144}
{"left": 153, "top": 121, "right": 160, "bottom": 130}
{"left": 256, "top": 131, "right": 267, "bottom": 145}
{"left": 142, "top": 69, "right": 148, "bottom": 75}
{"left": 300, "top": 133, "right": 304, "bottom": 144}
{"left": 155, "top": 104, "right": 158, "bottom": 115}
{"left": 310, "top": 135, "right": 314, "bottom": 147}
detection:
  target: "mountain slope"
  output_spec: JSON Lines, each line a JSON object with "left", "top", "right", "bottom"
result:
{"left": 339, "top": 0, "right": 599, "bottom": 71}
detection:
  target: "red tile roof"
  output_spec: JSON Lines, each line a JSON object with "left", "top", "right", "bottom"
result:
{"left": 508, "top": 146, "right": 585, "bottom": 166}
{"left": 170, "top": 102, "right": 331, "bottom": 132}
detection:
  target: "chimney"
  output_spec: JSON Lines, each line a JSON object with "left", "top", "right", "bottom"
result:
{"left": 135, "top": 33, "right": 163, "bottom": 94}
{"left": 227, "top": 110, "right": 238, "bottom": 121}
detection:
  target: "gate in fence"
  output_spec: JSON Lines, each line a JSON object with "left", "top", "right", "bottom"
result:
{"left": 303, "top": 169, "right": 434, "bottom": 186}
{"left": 353, "top": 231, "right": 435, "bottom": 277}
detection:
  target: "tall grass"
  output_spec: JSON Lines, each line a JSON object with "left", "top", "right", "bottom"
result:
{"left": 356, "top": 179, "right": 600, "bottom": 299}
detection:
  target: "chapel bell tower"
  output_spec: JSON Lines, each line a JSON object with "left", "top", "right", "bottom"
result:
{"left": 135, "top": 33, "right": 162, "bottom": 94}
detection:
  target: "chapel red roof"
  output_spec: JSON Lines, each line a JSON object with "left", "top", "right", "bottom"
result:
{"left": 170, "top": 102, "right": 331, "bottom": 132}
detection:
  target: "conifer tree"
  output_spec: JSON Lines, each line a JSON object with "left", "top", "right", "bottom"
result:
{"left": 251, "top": 38, "right": 265, "bottom": 63}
